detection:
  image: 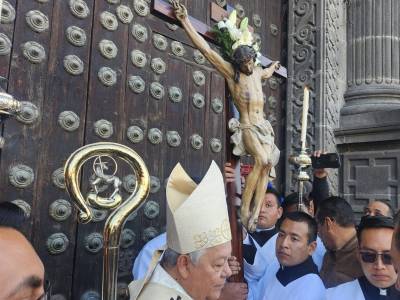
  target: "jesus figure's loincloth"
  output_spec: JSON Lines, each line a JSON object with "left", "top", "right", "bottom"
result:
{"left": 228, "top": 118, "right": 280, "bottom": 177}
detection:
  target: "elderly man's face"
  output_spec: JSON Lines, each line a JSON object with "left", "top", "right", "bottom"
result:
{"left": 184, "top": 242, "right": 232, "bottom": 300}
{"left": 276, "top": 219, "right": 316, "bottom": 267}
{"left": 359, "top": 228, "right": 396, "bottom": 289}
{"left": 390, "top": 227, "right": 400, "bottom": 290}
{"left": 0, "top": 228, "right": 45, "bottom": 300}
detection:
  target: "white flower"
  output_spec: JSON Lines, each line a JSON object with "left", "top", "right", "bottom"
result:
{"left": 228, "top": 27, "right": 242, "bottom": 41}
{"left": 217, "top": 20, "right": 227, "bottom": 30}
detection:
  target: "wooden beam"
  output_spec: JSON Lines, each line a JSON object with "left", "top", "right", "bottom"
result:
{"left": 152, "top": 0, "right": 287, "bottom": 78}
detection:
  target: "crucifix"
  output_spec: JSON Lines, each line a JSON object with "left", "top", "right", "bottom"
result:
{"left": 153, "top": 0, "right": 287, "bottom": 282}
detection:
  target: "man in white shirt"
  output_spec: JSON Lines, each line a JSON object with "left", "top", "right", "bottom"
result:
{"left": 327, "top": 215, "right": 400, "bottom": 299}
{"left": 255, "top": 211, "right": 326, "bottom": 300}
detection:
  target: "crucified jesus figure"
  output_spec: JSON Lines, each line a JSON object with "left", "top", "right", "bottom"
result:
{"left": 170, "top": 0, "right": 280, "bottom": 232}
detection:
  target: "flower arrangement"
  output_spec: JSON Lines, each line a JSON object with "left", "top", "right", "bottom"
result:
{"left": 212, "top": 10, "right": 261, "bottom": 65}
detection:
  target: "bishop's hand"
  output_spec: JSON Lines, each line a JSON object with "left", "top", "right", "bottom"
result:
{"left": 169, "top": 0, "right": 188, "bottom": 21}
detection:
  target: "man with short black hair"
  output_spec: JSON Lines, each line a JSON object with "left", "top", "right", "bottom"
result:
{"left": 328, "top": 215, "right": 400, "bottom": 299}
{"left": 0, "top": 201, "right": 47, "bottom": 300}
{"left": 255, "top": 212, "right": 326, "bottom": 300}
{"left": 316, "top": 196, "right": 363, "bottom": 288}
{"left": 364, "top": 199, "right": 394, "bottom": 218}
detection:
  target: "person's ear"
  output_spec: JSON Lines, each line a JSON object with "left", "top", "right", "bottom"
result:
{"left": 277, "top": 206, "right": 283, "bottom": 219}
{"left": 307, "top": 240, "right": 317, "bottom": 255}
{"left": 176, "top": 255, "right": 191, "bottom": 279}
{"left": 308, "top": 200, "right": 315, "bottom": 216}
{"left": 325, "top": 217, "right": 335, "bottom": 232}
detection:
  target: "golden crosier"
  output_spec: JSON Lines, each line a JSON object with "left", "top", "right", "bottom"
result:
{"left": 0, "top": 92, "right": 22, "bottom": 116}
{"left": 64, "top": 142, "right": 150, "bottom": 300}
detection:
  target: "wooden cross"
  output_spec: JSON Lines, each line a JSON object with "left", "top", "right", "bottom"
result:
{"left": 152, "top": 0, "right": 287, "bottom": 283}
{"left": 152, "top": 0, "right": 287, "bottom": 78}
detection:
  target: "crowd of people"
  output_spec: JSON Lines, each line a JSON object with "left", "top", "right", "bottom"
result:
{"left": 1, "top": 155, "right": 400, "bottom": 300}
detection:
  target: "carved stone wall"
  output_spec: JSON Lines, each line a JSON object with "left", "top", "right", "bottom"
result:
{"left": 286, "top": 0, "right": 345, "bottom": 193}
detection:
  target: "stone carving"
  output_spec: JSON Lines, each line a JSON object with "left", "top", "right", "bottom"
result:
{"left": 150, "top": 176, "right": 161, "bottom": 193}
{"left": 84, "top": 232, "right": 103, "bottom": 253}
{"left": 98, "top": 67, "right": 117, "bottom": 86}
{"left": 130, "top": 49, "right": 147, "bottom": 68}
{"left": 92, "top": 208, "right": 108, "bottom": 222}
{"left": 0, "top": 1, "right": 15, "bottom": 24}
{"left": 133, "top": 0, "right": 150, "bottom": 17}
{"left": 211, "top": 97, "right": 223, "bottom": 114}
{"left": 121, "top": 229, "right": 136, "bottom": 248}
{"left": 193, "top": 49, "right": 206, "bottom": 65}
{"left": 98, "top": 39, "right": 118, "bottom": 59}
{"left": 127, "top": 75, "right": 145, "bottom": 94}
{"left": 123, "top": 174, "right": 137, "bottom": 193}
{"left": 81, "top": 291, "right": 100, "bottom": 300}
{"left": 151, "top": 58, "right": 167, "bottom": 74}
{"left": 192, "top": 93, "right": 205, "bottom": 109}
{"left": 63, "top": 55, "right": 84, "bottom": 75}
{"left": 16, "top": 102, "right": 39, "bottom": 125}
{"left": 190, "top": 134, "right": 203, "bottom": 150}
{"left": 285, "top": 0, "right": 318, "bottom": 192}
{"left": 66, "top": 26, "right": 87, "bottom": 47}
{"left": 210, "top": 138, "right": 222, "bottom": 153}
{"left": 234, "top": 4, "right": 245, "bottom": 18}
{"left": 100, "top": 11, "right": 118, "bottom": 31}
{"left": 215, "top": 0, "right": 226, "bottom": 7}
{"left": 116, "top": 5, "right": 133, "bottom": 24}
{"left": 131, "top": 23, "right": 148, "bottom": 42}
{"left": 150, "top": 82, "right": 165, "bottom": 100}
{"left": 168, "top": 86, "right": 182, "bottom": 103}
{"left": 171, "top": 41, "right": 185, "bottom": 57}
{"left": 25, "top": 10, "right": 49, "bottom": 33}
{"left": 58, "top": 111, "right": 80, "bottom": 132}
{"left": 193, "top": 70, "right": 205, "bottom": 86}
{"left": 94, "top": 119, "right": 113, "bottom": 139}
{"left": 166, "top": 131, "right": 181, "bottom": 147}
{"left": 148, "top": 128, "right": 163, "bottom": 144}
{"left": 270, "top": 24, "right": 278, "bottom": 36}
{"left": 152, "top": 34, "right": 168, "bottom": 51}
{"left": 69, "top": 0, "right": 90, "bottom": 19}
{"left": 22, "top": 41, "right": 46, "bottom": 64}
{"left": 11, "top": 199, "right": 31, "bottom": 218}
{"left": 144, "top": 200, "right": 159, "bottom": 219}
{"left": 0, "top": 33, "right": 11, "bottom": 55}
{"left": 47, "top": 233, "right": 69, "bottom": 255}
{"left": 52, "top": 168, "right": 66, "bottom": 189}
{"left": 143, "top": 226, "right": 158, "bottom": 242}
{"left": 253, "top": 14, "right": 262, "bottom": 28}
{"left": 127, "top": 125, "right": 144, "bottom": 143}
{"left": 8, "top": 164, "right": 35, "bottom": 189}
{"left": 165, "top": 22, "right": 178, "bottom": 31}
{"left": 49, "top": 199, "right": 72, "bottom": 221}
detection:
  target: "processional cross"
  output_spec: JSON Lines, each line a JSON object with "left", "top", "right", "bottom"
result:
{"left": 153, "top": 0, "right": 287, "bottom": 282}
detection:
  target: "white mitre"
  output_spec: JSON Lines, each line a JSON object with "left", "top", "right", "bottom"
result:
{"left": 166, "top": 161, "right": 232, "bottom": 254}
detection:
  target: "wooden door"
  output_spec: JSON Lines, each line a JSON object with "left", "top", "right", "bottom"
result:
{"left": 0, "top": 0, "right": 287, "bottom": 298}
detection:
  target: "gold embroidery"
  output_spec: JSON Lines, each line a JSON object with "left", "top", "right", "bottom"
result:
{"left": 193, "top": 219, "right": 232, "bottom": 250}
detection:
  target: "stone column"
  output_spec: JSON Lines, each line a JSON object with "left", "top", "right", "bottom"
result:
{"left": 342, "top": 0, "right": 400, "bottom": 115}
